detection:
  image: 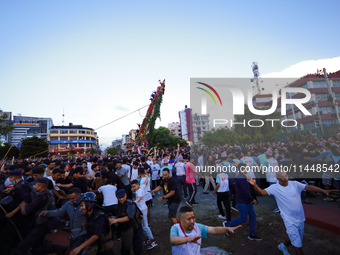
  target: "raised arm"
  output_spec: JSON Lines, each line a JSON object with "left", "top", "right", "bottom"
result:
{"left": 247, "top": 177, "right": 268, "bottom": 196}
{"left": 305, "top": 185, "right": 338, "bottom": 196}
{"left": 207, "top": 225, "right": 242, "bottom": 235}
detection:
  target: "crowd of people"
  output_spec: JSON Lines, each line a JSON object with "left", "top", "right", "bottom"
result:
{"left": 0, "top": 136, "right": 339, "bottom": 255}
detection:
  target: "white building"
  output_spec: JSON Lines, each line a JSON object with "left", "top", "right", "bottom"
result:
{"left": 168, "top": 122, "right": 181, "bottom": 137}
{"left": 192, "top": 113, "right": 210, "bottom": 144}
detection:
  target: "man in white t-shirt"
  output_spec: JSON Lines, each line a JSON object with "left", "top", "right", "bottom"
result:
{"left": 262, "top": 149, "right": 280, "bottom": 213}
{"left": 150, "top": 158, "right": 161, "bottom": 195}
{"left": 213, "top": 171, "right": 231, "bottom": 221}
{"left": 98, "top": 179, "right": 118, "bottom": 215}
{"left": 170, "top": 206, "right": 241, "bottom": 255}
{"left": 131, "top": 180, "right": 157, "bottom": 250}
{"left": 248, "top": 170, "right": 338, "bottom": 255}
{"left": 174, "top": 156, "right": 187, "bottom": 200}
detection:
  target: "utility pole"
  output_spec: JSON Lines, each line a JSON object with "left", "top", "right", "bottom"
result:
{"left": 324, "top": 68, "right": 340, "bottom": 124}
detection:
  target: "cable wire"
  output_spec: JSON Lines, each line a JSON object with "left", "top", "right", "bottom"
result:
{"left": 95, "top": 104, "right": 149, "bottom": 130}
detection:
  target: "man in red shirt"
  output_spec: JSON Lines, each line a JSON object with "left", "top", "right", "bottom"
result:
{"left": 185, "top": 157, "right": 204, "bottom": 207}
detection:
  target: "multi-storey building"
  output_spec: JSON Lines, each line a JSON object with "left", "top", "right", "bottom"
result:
{"left": 259, "top": 69, "right": 340, "bottom": 130}
{"left": 168, "top": 122, "right": 181, "bottom": 137}
{"left": 179, "top": 106, "right": 194, "bottom": 142}
{"left": 48, "top": 123, "right": 98, "bottom": 155}
{"left": 192, "top": 113, "right": 210, "bottom": 144}
{"left": 10, "top": 115, "right": 53, "bottom": 147}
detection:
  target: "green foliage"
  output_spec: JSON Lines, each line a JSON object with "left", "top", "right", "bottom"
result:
{"left": 234, "top": 104, "right": 281, "bottom": 140}
{"left": 19, "top": 136, "right": 48, "bottom": 158}
{"left": 201, "top": 127, "right": 239, "bottom": 147}
{"left": 242, "top": 134, "right": 252, "bottom": 144}
{"left": 254, "top": 133, "right": 264, "bottom": 143}
{"left": 90, "top": 147, "right": 97, "bottom": 156}
{"left": 0, "top": 143, "right": 19, "bottom": 158}
{"left": 0, "top": 111, "right": 14, "bottom": 143}
{"left": 148, "top": 126, "right": 188, "bottom": 150}
{"left": 107, "top": 147, "right": 118, "bottom": 155}
{"left": 265, "top": 131, "right": 276, "bottom": 142}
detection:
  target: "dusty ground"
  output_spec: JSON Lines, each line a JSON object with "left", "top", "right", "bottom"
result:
{"left": 113, "top": 184, "right": 340, "bottom": 255}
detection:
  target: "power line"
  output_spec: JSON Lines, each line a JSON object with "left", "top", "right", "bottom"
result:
{"left": 95, "top": 104, "right": 149, "bottom": 131}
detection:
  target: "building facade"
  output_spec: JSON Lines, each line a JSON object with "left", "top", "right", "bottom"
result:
{"left": 168, "top": 122, "right": 181, "bottom": 137}
{"left": 192, "top": 113, "right": 210, "bottom": 144}
{"left": 179, "top": 106, "right": 194, "bottom": 142}
{"left": 10, "top": 115, "right": 53, "bottom": 147}
{"left": 48, "top": 123, "right": 98, "bottom": 155}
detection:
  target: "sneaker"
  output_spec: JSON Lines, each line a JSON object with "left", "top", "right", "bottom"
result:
{"left": 222, "top": 221, "right": 228, "bottom": 228}
{"left": 147, "top": 240, "right": 158, "bottom": 250}
{"left": 50, "top": 229, "right": 58, "bottom": 234}
{"left": 203, "top": 192, "right": 209, "bottom": 194}
{"left": 218, "top": 215, "right": 227, "bottom": 220}
{"left": 64, "top": 221, "right": 70, "bottom": 230}
{"left": 248, "top": 234, "right": 262, "bottom": 241}
{"left": 323, "top": 197, "right": 334, "bottom": 202}
{"left": 274, "top": 208, "right": 280, "bottom": 213}
{"left": 278, "top": 243, "right": 291, "bottom": 255}
{"left": 186, "top": 201, "right": 193, "bottom": 207}
{"left": 231, "top": 206, "right": 239, "bottom": 212}
{"left": 302, "top": 199, "right": 313, "bottom": 205}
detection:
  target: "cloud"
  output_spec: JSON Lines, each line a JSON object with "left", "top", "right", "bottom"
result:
{"left": 262, "top": 56, "right": 340, "bottom": 78}
{"left": 113, "top": 105, "right": 130, "bottom": 112}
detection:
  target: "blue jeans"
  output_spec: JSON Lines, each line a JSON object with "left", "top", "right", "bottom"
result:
{"left": 227, "top": 203, "right": 256, "bottom": 236}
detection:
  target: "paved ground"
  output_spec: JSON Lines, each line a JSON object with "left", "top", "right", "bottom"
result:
{"left": 46, "top": 184, "right": 340, "bottom": 255}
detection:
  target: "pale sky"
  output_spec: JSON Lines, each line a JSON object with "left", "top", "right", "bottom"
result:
{"left": 1, "top": 0, "right": 340, "bottom": 148}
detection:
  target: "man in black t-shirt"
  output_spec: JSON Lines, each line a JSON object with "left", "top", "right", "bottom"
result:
{"left": 150, "top": 168, "right": 180, "bottom": 224}
{"left": 139, "top": 156, "right": 151, "bottom": 175}
{"left": 57, "top": 167, "right": 88, "bottom": 193}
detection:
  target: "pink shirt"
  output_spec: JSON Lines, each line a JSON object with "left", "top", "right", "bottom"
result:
{"left": 185, "top": 162, "right": 196, "bottom": 183}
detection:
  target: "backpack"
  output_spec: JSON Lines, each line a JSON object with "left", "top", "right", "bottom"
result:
{"left": 126, "top": 201, "right": 143, "bottom": 230}
{"left": 85, "top": 210, "right": 113, "bottom": 254}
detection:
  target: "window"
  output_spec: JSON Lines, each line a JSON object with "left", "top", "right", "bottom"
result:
{"left": 50, "top": 130, "right": 58, "bottom": 134}
{"left": 313, "top": 81, "right": 327, "bottom": 88}
{"left": 50, "top": 144, "right": 58, "bottom": 149}
{"left": 300, "top": 83, "right": 308, "bottom": 89}
{"left": 69, "top": 136, "right": 78, "bottom": 140}
{"left": 60, "top": 130, "right": 68, "bottom": 134}
{"left": 60, "top": 144, "right": 68, "bottom": 149}
{"left": 79, "top": 130, "right": 85, "bottom": 134}
{"left": 60, "top": 137, "right": 68, "bottom": 141}
{"left": 70, "top": 130, "right": 77, "bottom": 134}
{"left": 335, "top": 93, "right": 340, "bottom": 100}
{"left": 315, "top": 93, "right": 328, "bottom": 101}
{"left": 50, "top": 137, "right": 58, "bottom": 141}
{"left": 319, "top": 106, "right": 333, "bottom": 114}
{"left": 332, "top": 80, "right": 340, "bottom": 87}
{"left": 86, "top": 131, "right": 90, "bottom": 134}
{"left": 79, "top": 143, "right": 85, "bottom": 147}
{"left": 86, "top": 143, "right": 90, "bottom": 147}
{"left": 304, "top": 122, "right": 315, "bottom": 130}
{"left": 323, "top": 120, "right": 337, "bottom": 126}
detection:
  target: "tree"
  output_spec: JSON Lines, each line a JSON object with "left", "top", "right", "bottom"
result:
{"left": 0, "top": 143, "right": 19, "bottom": 158}
{"left": 201, "top": 127, "right": 239, "bottom": 147}
{"left": 107, "top": 147, "right": 118, "bottom": 155}
{"left": 0, "top": 111, "right": 14, "bottom": 145}
{"left": 234, "top": 104, "right": 281, "bottom": 139}
{"left": 254, "top": 133, "right": 264, "bottom": 143}
{"left": 19, "top": 136, "right": 48, "bottom": 158}
{"left": 241, "top": 134, "right": 252, "bottom": 145}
